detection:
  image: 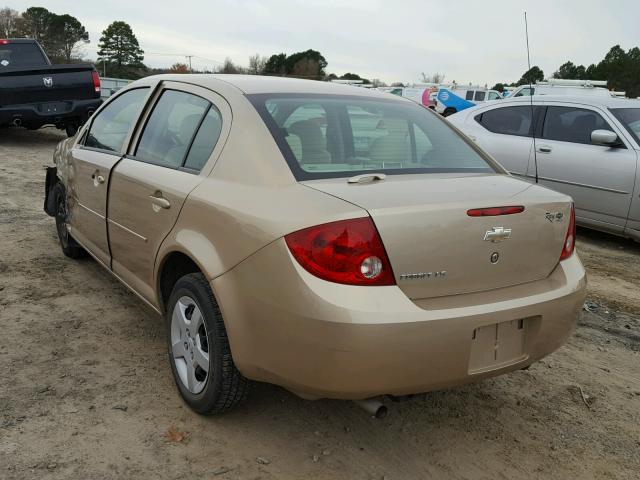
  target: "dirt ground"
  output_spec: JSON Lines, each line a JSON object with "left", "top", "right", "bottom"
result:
{"left": 1, "top": 127, "right": 639, "bottom": 480}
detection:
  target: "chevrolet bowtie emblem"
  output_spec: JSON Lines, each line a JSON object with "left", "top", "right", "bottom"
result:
{"left": 484, "top": 226, "right": 512, "bottom": 243}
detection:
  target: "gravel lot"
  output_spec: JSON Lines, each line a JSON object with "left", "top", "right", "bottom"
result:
{"left": 1, "top": 127, "right": 639, "bottom": 480}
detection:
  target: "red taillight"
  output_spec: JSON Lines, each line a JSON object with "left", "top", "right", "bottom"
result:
{"left": 0, "top": 39, "right": 9, "bottom": 45}
{"left": 467, "top": 206, "right": 525, "bottom": 217}
{"left": 285, "top": 217, "right": 395, "bottom": 286}
{"left": 91, "top": 70, "right": 101, "bottom": 93}
{"left": 560, "top": 204, "right": 576, "bottom": 261}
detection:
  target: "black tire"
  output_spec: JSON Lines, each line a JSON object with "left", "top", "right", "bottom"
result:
{"left": 166, "top": 273, "right": 249, "bottom": 414}
{"left": 53, "top": 183, "right": 85, "bottom": 259}
{"left": 443, "top": 107, "right": 457, "bottom": 117}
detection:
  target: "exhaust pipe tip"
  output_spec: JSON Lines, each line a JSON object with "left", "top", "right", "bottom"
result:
{"left": 354, "top": 398, "right": 388, "bottom": 419}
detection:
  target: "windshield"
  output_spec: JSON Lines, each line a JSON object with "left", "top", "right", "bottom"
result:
{"left": 610, "top": 108, "right": 640, "bottom": 145}
{"left": 0, "top": 42, "right": 47, "bottom": 69}
{"left": 250, "top": 94, "right": 496, "bottom": 180}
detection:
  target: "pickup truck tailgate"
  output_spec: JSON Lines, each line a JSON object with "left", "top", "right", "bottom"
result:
{"left": 0, "top": 65, "right": 97, "bottom": 105}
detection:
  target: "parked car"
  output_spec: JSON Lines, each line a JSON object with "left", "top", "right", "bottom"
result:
{"left": 0, "top": 38, "right": 102, "bottom": 136}
{"left": 507, "top": 79, "right": 614, "bottom": 98}
{"left": 44, "top": 75, "right": 586, "bottom": 414}
{"left": 435, "top": 86, "right": 502, "bottom": 116}
{"left": 448, "top": 95, "right": 640, "bottom": 240}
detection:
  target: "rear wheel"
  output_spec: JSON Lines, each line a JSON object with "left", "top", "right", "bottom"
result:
{"left": 53, "top": 183, "right": 85, "bottom": 259}
{"left": 166, "top": 273, "right": 249, "bottom": 414}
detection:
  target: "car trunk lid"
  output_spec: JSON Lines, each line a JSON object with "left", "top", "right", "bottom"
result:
{"left": 302, "top": 173, "right": 571, "bottom": 300}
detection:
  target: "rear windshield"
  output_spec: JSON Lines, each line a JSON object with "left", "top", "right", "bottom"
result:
{"left": 0, "top": 42, "right": 47, "bottom": 69}
{"left": 610, "top": 108, "right": 640, "bottom": 145}
{"left": 250, "top": 94, "right": 496, "bottom": 180}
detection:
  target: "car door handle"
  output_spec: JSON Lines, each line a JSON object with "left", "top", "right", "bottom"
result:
{"left": 537, "top": 145, "right": 552, "bottom": 153}
{"left": 149, "top": 195, "right": 171, "bottom": 210}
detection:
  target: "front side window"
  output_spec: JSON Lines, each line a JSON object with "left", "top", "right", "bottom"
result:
{"left": 610, "top": 108, "right": 640, "bottom": 145}
{"left": 85, "top": 88, "right": 149, "bottom": 153}
{"left": 542, "top": 106, "right": 613, "bottom": 145}
{"left": 476, "top": 106, "right": 536, "bottom": 137}
{"left": 474, "top": 91, "right": 486, "bottom": 101}
{"left": 251, "top": 94, "right": 495, "bottom": 180}
{"left": 135, "top": 90, "right": 210, "bottom": 168}
{"left": 488, "top": 91, "right": 501, "bottom": 100}
{"left": 514, "top": 87, "right": 534, "bottom": 97}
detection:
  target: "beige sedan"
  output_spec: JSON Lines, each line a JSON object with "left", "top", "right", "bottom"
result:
{"left": 44, "top": 75, "right": 586, "bottom": 415}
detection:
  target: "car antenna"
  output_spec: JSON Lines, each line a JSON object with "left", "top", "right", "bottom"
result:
{"left": 525, "top": 11, "right": 539, "bottom": 184}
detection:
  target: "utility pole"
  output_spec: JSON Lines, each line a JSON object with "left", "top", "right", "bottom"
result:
{"left": 185, "top": 55, "right": 193, "bottom": 73}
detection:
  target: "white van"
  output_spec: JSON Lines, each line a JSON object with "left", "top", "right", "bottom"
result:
{"left": 508, "top": 79, "right": 614, "bottom": 98}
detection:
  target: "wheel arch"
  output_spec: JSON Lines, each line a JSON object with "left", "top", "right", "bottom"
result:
{"left": 154, "top": 229, "right": 227, "bottom": 312}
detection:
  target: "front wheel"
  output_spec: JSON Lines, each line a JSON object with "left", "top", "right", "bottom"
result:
{"left": 166, "top": 273, "right": 250, "bottom": 414}
{"left": 53, "top": 183, "right": 85, "bottom": 259}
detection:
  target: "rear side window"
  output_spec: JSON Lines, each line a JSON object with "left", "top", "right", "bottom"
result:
{"left": 135, "top": 90, "right": 209, "bottom": 168}
{"left": 542, "top": 106, "right": 613, "bottom": 145}
{"left": 250, "top": 94, "right": 495, "bottom": 180}
{"left": 183, "top": 107, "right": 223, "bottom": 171}
{"left": 0, "top": 42, "right": 47, "bottom": 69}
{"left": 475, "top": 106, "right": 534, "bottom": 137}
{"left": 474, "top": 91, "right": 486, "bottom": 101}
{"left": 465, "top": 91, "right": 474, "bottom": 100}
{"left": 85, "top": 88, "right": 149, "bottom": 153}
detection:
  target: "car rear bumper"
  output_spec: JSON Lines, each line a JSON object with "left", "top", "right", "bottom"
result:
{"left": 213, "top": 239, "right": 587, "bottom": 400}
{"left": 0, "top": 98, "right": 102, "bottom": 127}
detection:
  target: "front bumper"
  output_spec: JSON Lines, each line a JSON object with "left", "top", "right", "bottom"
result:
{"left": 0, "top": 98, "right": 102, "bottom": 128}
{"left": 213, "top": 239, "right": 587, "bottom": 400}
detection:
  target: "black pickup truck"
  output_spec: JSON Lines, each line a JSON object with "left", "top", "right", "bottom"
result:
{"left": 0, "top": 38, "right": 102, "bottom": 136}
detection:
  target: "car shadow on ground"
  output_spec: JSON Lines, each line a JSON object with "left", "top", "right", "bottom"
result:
{"left": 577, "top": 226, "right": 640, "bottom": 254}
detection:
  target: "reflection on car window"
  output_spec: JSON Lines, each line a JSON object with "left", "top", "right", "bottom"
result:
{"left": 542, "top": 106, "right": 612, "bottom": 145}
{"left": 136, "top": 90, "right": 209, "bottom": 168}
{"left": 183, "top": 106, "right": 223, "bottom": 171}
{"left": 477, "top": 106, "right": 534, "bottom": 137}
{"left": 85, "top": 88, "right": 149, "bottom": 152}
{"left": 256, "top": 95, "right": 494, "bottom": 180}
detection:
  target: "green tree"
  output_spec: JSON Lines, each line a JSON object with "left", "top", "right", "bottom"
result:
{"left": 48, "top": 14, "right": 89, "bottom": 62}
{"left": 516, "top": 66, "right": 544, "bottom": 86}
{"left": 491, "top": 82, "right": 506, "bottom": 93}
{"left": 19, "top": 7, "right": 51, "bottom": 45}
{"left": 97, "top": 21, "right": 145, "bottom": 78}
{"left": 553, "top": 61, "right": 587, "bottom": 80}
{"left": 263, "top": 53, "right": 287, "bottom": 75}
{"left": 339, "top": 72, "right": 371, "bottom": 84}
{"left": 263, "top": 50, "right": 327, "bottom": 79}
{"left": 285, "top": 49, "right": 327, "bottom": 79}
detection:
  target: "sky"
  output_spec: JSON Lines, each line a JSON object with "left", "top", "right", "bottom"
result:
{"left": 9, "top": 0, "right": 640, "bottom": 85}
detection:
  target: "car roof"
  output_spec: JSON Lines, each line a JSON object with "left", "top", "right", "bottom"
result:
{"left": 496, "top": 95, "right": 640, "bottom": 109}
{"left": 140, "top": 73, "right": 398, "bottom": 98}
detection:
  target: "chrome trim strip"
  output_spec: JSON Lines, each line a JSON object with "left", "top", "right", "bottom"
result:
{"left": 107, "top": 218, "right": 148, "bottom": 242}
{"left": 78, "top": 202, "right": 105, "bottom": 219}
{"left": 534, "top": 176, "right": 629, "bottom": 195}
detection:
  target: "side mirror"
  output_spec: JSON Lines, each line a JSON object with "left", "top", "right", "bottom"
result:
{"left": 591, "top": 129, "right": 620, "bottom": 146}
